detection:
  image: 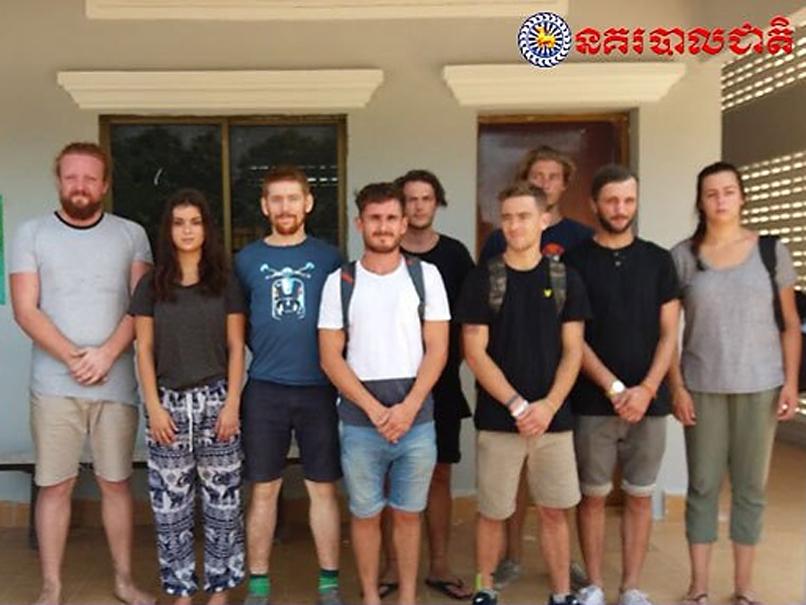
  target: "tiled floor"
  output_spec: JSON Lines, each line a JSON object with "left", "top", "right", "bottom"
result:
{"left": 1, "top": 441, "right": 803, "bottom": 604}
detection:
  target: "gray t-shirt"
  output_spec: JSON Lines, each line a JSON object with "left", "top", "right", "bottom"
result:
{"left": 129, "top": 272, "right": 246, "bottom": 390}
{"left": 10, "top": 212, "right": 152, "bottom": 404}
{"left": 671, "top": 237, "right": 797, "bottom": 393}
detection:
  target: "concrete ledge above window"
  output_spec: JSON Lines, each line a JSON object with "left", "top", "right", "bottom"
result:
{"left": 56, "top": 70, "right": 385, "bottom": 114}
{"left": 85, "top": 0, "right": 567, "bottom": 20}
{"left": 442, "top": 63, "right": 687, "bottom": 110}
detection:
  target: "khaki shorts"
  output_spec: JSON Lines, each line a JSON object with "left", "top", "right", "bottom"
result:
{"left": 574, "top": 415, "right": 667, "bottom": 498}
{"left": 30, "top": 392, "right": 139, "bottom": 486}
{"left": 476, "top": 430, "right": 580, "bottom": 519}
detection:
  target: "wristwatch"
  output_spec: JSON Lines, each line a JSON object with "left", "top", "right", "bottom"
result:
{"left": 607, "top": 379, "right": 626, "bottom": 399}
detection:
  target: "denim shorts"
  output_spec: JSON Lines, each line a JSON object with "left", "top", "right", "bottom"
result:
{"left": 340, "top": 420, "right": 437, "bottom": 518}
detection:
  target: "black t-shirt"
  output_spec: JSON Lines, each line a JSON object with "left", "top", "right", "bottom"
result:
{"left": 129, "top": 272, "right": 246, "bottom": 389}
{"left": 403, "top": 234, "right": 475, "bottom": 420}
{"left": 478, "top": 217, "right": 594, "bottom": 264}
{"left": 455, "top": 257, "right": 592, "bottom": 432}
{"left": 563, "top": 238, "right": 680, "bottom": 416}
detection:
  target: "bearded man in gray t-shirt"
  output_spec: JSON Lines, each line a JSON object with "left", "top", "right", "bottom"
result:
{"left": 10, "top": 142, "right": 154, "bottom": 605}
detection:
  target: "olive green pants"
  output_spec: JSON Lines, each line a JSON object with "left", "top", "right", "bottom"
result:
{"left": 684, "top": 388, "right": 779, "bottom": 545}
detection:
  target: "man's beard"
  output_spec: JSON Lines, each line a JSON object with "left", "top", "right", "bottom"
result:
{"left": 271, "top": 214, "right": 304, "bottom": 236}
{"left": 364, "top": 232, "right": 401, "bottom": 253}
{"left": 598, "top": 215, "right": 634, "bottom": 234}
{"left": 60, "top": 193, "right": 103, "bottom": 220}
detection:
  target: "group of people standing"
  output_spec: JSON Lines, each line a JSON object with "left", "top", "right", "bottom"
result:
{"left": 9, "top": 141, "right": 800, "bottom": 605}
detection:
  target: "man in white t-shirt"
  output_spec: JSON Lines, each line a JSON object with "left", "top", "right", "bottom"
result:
{"left": 318, "top": 182, "right": 450, "bottom": 605}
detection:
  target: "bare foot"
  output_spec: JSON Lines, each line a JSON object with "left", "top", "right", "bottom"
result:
{"left": 33, "top": 581, "right": 62, "bottom": 605}
{"left": 114, "top": 577, "right": 156, "bottom": 605}
{"left": 208, "top": 590, "right": 229, "bottom": 605}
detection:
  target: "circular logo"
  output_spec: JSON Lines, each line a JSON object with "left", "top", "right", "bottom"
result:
{"left": 518, "top": 12, "right": 572, "bottom": 68}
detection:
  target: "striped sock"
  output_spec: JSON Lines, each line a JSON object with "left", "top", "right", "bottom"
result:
{"left": 319, "top": 569, "right": 339, "bottom": 593}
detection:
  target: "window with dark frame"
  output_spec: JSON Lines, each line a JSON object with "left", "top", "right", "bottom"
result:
{"left": 101, "top": 116, "right": 346, "bottom": 255}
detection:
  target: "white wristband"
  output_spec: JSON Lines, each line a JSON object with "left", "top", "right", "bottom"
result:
{"left": 511, "top": 400, "right": 529, "bottom": 419}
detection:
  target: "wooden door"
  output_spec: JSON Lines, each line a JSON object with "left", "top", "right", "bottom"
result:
{"left": 476, "top": 113, "right": 629, "bottom": 256}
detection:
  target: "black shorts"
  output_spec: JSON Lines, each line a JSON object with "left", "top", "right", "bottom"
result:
{"left": 241, "top": 378, "right": 341, "bottom": 482}
{"left": 432, "top": 380, "right": 470, "bottom": 464}
{"left": 434, "top": 405, "right": 465, "bottom": 465}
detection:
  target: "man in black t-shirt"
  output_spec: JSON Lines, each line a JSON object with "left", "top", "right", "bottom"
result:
{"left": 478, "top": 147, "right": 593, "bottom": 590}
{"left": 563, "top": 165, "right": 680, "bottom": 605}
{"left": 457, "top": 182, "right": 591, "bottom": 605}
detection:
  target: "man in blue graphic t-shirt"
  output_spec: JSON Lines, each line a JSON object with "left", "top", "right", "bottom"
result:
{"left": 235, "top": 166, "right": 343, "bottom": 605}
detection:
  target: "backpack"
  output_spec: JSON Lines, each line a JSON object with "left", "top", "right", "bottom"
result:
{"left": 758, "top": 234, "right": 785, "bottom": 332}
{"left": 339, "top": 254, "right": 425, "bottom": 331}
{"left": 795, "top": 290, "right": 806, "bottom": 392}
{"left": 487, "top": 254, "right": 566, "bottom": 316}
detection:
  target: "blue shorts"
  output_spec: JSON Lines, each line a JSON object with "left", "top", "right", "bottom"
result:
{"left": 340, "top": 421, "right": 437, "bottom": 518}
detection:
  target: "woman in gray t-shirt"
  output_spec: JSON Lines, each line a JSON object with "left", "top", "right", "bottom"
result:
{"left": 668, "top": 162, "right": 801, "bottom": 605}
{"left": 131, "top": 189, "right": 247, "bottom": 604}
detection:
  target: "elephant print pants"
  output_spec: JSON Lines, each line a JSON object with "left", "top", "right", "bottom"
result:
{"left": 147, "top": 379, "right": 245, "bottom": 596}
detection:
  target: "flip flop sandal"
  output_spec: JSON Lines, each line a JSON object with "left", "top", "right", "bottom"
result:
{"left": 682, "top": 593, "right": 709, "bottom": 605}
{"left": 733, "top": 594, "right": 762, "bottom": 605}
{"left": 425, "top": 578, "right": 473, "bottom": 600}
{"left": 378, "top": 582, "right": 399, "bottom": 599}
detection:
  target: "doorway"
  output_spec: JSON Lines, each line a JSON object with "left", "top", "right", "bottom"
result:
{"left": 476, "top": 113, "right": 629, "bottom": 256}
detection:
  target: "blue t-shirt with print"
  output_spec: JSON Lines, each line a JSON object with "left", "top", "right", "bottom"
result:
{"left": 235, "top": 237, "right": 342, "bottom": 386}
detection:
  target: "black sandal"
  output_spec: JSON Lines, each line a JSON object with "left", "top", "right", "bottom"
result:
{"left": 425, "top": 578, "right": 473, "bottom": 600}
{"left": 378, "top": 582, "right": 399, "bottom": 599}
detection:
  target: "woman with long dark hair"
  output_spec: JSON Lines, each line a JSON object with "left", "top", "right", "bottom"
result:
{"left": 130, "top": 188, "right": 246, "bottom": 604}
{"left": 668, "top": 162, "right": 801, "bottom": 605}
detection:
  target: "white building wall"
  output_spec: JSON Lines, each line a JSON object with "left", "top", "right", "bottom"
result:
{"left": 0, "top": 0, "right": 726, "bottom": 502}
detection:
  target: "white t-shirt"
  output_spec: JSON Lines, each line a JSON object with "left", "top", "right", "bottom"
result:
{"left": 318, "top": 256, "right": 450, "bottom": 381}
